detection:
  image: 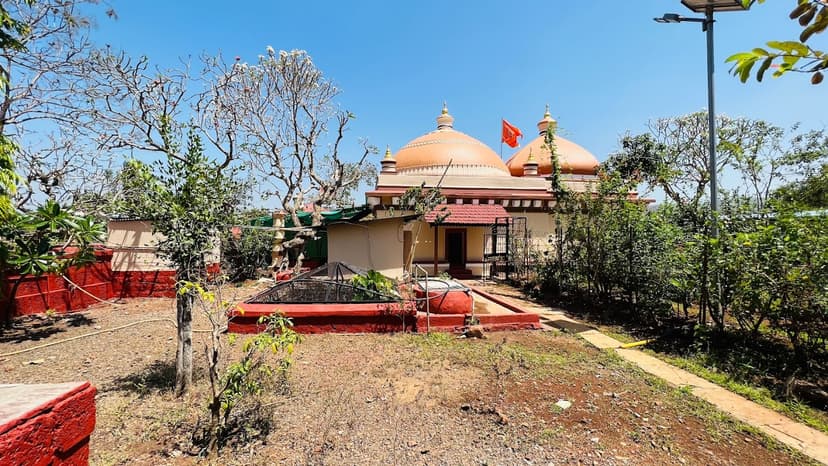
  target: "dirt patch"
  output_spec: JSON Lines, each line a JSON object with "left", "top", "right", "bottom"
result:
{"left": 0, "top": 284, "right": 815, "bottom": 465}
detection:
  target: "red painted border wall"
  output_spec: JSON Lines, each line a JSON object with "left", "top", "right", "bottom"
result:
{"left": 0, "top": 248, "right": 178, "bottom": 317}
{"left": 228, "top": 302, "right": 417, "bottom": 334}
{"left": 0, "top": 382, "right": 97, "bottom": 466}
{"left": 228, "top": 296, "right": 541, "bottom": 335}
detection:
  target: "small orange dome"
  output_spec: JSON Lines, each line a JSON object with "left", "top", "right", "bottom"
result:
{"left": 394, "top": 104, "right": 510, "bottom": 177}
{"left": 506, "top": 107, "right": 599, "bottom": 176}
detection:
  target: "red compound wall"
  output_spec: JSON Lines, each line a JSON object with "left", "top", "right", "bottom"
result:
{"left": 0, "top": 382, "right": 97, "bottom": 466}
{"left": 0, "top": 248, "right": 179, "bottom": 317}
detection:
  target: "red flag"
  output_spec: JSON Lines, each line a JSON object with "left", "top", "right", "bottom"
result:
{"left": 501, "top": 119, "right": 523, "bottom": 148}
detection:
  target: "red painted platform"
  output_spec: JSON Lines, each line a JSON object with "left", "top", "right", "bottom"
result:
{"left": 227, "top": 290, "right": 541, "bottom": 334}
{"left": 227, "top": 302, "right": 417, "bottom": 334}
{"left": 0, "top": 382, "right": 97, "bottom": 465}
{"left": 415, "top": 311, "right": 540, "bottom": 333}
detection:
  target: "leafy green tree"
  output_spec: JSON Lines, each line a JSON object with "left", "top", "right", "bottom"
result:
{"left": 118, "top": 130, "right": 244, "bottom": 396}
{"left": 773, "top": 163, "right": 828, "bottom": 208}
{"left": 608, "top": 112, "right": 756, "bottom": 229}
{"left": 730, "top": 213, "right": 827, "bottom": 371}
{"left": 728, "top": 0, "right": 827, "bottom": 84}
{"left": 221, "top": 226, "right": 275, "bottom": 282}
{"left": 770, "top": 129, "right": 828, "bottom": 208}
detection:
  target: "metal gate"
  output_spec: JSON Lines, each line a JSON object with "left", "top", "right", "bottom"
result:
{"left": 484, "top": 216, "right": 529, "bottom": 281}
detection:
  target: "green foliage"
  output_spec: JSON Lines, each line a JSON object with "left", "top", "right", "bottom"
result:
{"left": 222, "top": 314, "right": 299, "bottom": 415}
{"left": 0, "top": 1, "right": 33, "bottom": 53}
{"left": 537, "top": 125, "right": 828, "bottom": 371}
{"left": 399, "top": 182, "right": 446, "bottom": 219}
{"left": 730, "top": 213, "right": 827, "bottom": 364}
{"left": 728, "top": 0, "right": 828, "bottom": 84}
{"left": 117, "top": 130, "right": 244, "bottom": 282}
{"left": 543, "top": 124, "right": 567, "bottom": 197}
{"left": 351, "top": 269, "right": 395, "bottom": 301}
{"left": 210, "top": 313, "right": 299, "bottom": 450}
{"left": 0, "top": 199, "right": 104, "bottom": 320}
{"left": 183, "top": 279, "right": 300, "bottom": 454}
{"left": 221, "top": 226, "right": 275, "bottom": 282}
{"left": 0, "top": 135, "right": 20, "bottom": 219}
{"left": 538, "top": 179, "right": 684, "bottom": 324}
{"left": 0, "top": 200, "right": 103, "bottom": 275}
{"left": 773, "top": 163, "right": 828, "bottom": 208}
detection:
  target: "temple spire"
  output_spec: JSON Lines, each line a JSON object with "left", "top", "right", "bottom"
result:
{"left": 437, "top": 102, "right": 454, "bottom": 129}
{"left": 537, "top": 104, "right": 557, "bottom": 135}
{"left": 380, "top": 144, "right": 397, "bottom": 174}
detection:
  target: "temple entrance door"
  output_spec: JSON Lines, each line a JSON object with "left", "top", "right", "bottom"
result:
{"left": 445, "top": 229, "right": 466, "bottom": 271}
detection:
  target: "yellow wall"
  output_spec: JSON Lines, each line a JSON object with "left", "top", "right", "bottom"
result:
{"left": 409, "top": 222, "right": 487, "bottom": 273}
{"left": 107, "top": 220, "right": 220, "bottom": 272}
{"left": 327, "top": 218, "right": 406, "bottom": 278}
{"left": 108, "top": 220, "right": 173, "bottom": 272}
{"left": 465, "top": 227, "right": 487, "bottom": 262}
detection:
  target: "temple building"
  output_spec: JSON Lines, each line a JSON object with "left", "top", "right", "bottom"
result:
{"left": 327, "top": 104, "right": 608, "bottom": 279}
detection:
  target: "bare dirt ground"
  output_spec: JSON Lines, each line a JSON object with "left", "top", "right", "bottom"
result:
{"left": 0, "top": 282, "right": 816, "bottom": 465}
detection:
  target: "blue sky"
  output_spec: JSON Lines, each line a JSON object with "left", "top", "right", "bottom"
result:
{"left": 88, "top": 1, "right": 826, "bottom": 199}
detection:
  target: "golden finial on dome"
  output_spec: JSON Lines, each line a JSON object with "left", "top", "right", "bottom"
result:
{"left": 523, "top": 148, "right": 539, "bottom": 176}
{"left": 436, "top": 102, "right": 454, "bottom": 129}
{"left": 537, "top": 104, "right": 557, "bottom": 135}
{"left": 380, "top": 144, "right": 397, "bottom": 174}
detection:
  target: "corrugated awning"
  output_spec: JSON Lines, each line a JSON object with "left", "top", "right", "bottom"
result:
{"left": 424, "top": 203, "right": 509, "bottom": 226}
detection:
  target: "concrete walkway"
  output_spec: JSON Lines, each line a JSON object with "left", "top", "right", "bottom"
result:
{"left": 475, "top": 286, "right": 828, "bottom": 465}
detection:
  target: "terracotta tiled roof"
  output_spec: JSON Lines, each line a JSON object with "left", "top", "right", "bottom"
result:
{"left": 424, "top": 203, "right": 509, "bottom": 225}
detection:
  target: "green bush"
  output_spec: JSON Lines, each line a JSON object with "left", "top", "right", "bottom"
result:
{"left": 221, "top": 228, "right": 275, "bottom": 282}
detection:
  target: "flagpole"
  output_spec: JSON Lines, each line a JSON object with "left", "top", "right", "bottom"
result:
{"left": 500, "top": 117, "right": 503, "bottom": 159}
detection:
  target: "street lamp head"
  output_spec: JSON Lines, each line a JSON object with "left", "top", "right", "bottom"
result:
{"left": 654, "top": 13, "right": 683, "bottom": 23}
{"left": 680, "top": 0, "right": 751, "bottom": 13}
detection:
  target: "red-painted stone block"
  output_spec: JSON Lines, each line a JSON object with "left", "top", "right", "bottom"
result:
{"left": 0, "top": 382, "right": 96, "bottom": 466}
{"left": 51, "top": 385, "right": 96, "bottom": 453}
{"left": 0, "top": 410, "right": 56, "bottom": 466}
{"left": 55, "top": 440, "right": 89, "bottom": 465}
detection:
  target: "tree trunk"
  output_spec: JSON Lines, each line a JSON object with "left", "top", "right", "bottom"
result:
{"left": 206, "top": 331, "right": 222, "bottom": 454}
{"left": 2, "top": 276, "right": 24, "bottom": 324}
{"left": 175, "top": 290, "right": 194, "bottom": 397}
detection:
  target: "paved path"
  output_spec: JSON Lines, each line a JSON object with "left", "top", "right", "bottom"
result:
{"left": 471, "top": 284, "right": 828, "bottom": 465}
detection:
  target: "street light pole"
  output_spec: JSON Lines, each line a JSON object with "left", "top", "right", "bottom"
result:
{"left": 655, "top": 1, "right": 750, "bottom": 326}
{"left": 655, "top": 1, "right": 752, "bottom": 234}
{"left": 704, "top": 6, "right": 719, "bottom": 236}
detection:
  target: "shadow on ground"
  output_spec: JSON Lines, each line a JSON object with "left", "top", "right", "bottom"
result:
{"left": 106, "top": 360, "right": 177, "bottom": 395}
{"left": 0, "top": 313, "right": 97, "bottom": 344}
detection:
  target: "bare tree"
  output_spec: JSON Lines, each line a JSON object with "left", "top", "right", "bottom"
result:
{"left": 1, "top": 0, "right": 116, "bottom": 209}
{"left": 82, "top": 48, "right": 235, "bottom": 396}
{"left": 84, "top": 47, "right": 378, "bottom": 393}
{"left": 196, "top": 48, "right": 377, "bottom": 271}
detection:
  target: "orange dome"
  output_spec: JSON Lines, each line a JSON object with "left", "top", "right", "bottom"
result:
{"left": 505, "top": 108, "right": 599, "bottom": 176}
{"left": 393, "top": 105, "right": 510, "bottom": 177}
